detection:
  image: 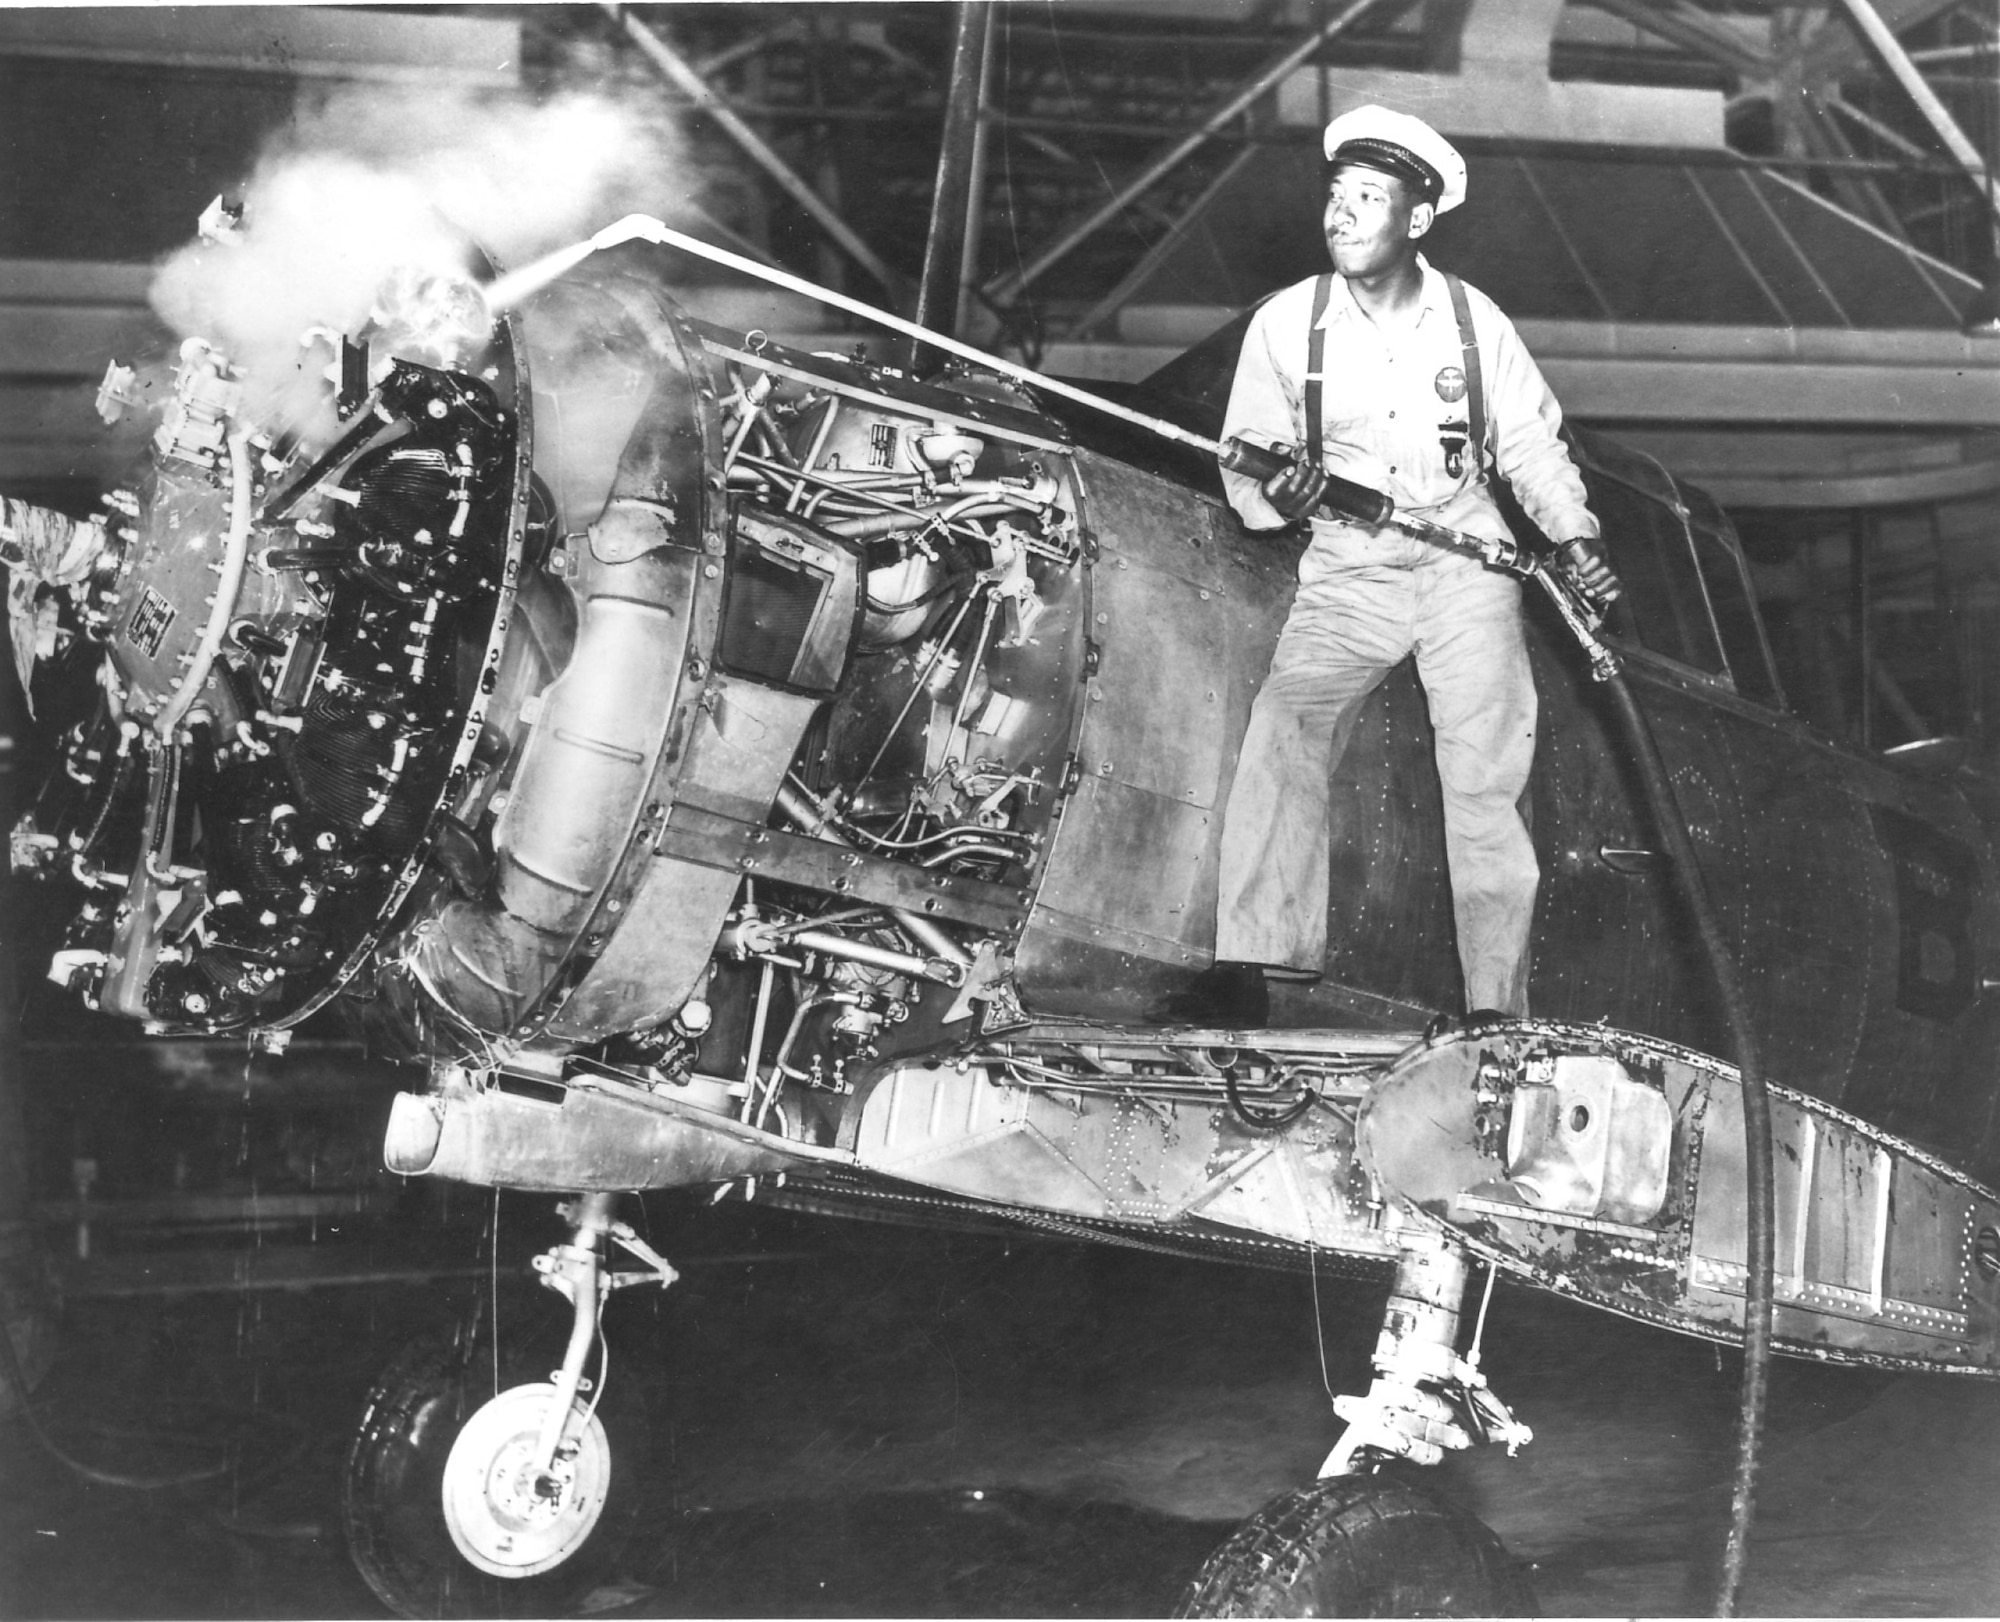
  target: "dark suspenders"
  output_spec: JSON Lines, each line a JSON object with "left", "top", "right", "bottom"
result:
{"left": 1302, "top": 272, "right": 1333, "bottom": 467}
{"left": 1301, "top": 269, "right": 1489, "bottom": 479}
{"left": 1443, "top": 270, "right": 1489, "bottom": 477}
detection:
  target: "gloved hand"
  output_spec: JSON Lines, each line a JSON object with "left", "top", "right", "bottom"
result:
{"left": 1558, "top": 537, "right": 1621, "bottom": 603}
{"left": 1260, "top": 460, "right": 1328, "bottom": 523}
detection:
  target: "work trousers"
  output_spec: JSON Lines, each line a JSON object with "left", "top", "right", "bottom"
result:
{"left": 1215, "top": 542, "right": 1539, "bottom": 1015}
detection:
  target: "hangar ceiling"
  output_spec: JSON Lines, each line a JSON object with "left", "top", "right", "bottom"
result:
{"left": 3, "top": 0, "right": 1999, "bottom": 512}
{"left": 572, "top": 1, "right": 2000, "bottom": 310}
{"left": 3, "top": 3, "right": 2000, "bottom": 482}
{"left": 570, "top": 0, "right": 2000, "bottom": 511}
{"left": 585, "top": 0, "right": 2000, "bottom": 506}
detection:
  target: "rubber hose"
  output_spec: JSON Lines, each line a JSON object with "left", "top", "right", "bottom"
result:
{"left": 1224, "top": 1068, "right": 1316, "bottom": 1133}
{"left": 69, "top": 735, "right": 135, "bottom": 862}
{"left": 1604, "top": 671, "right": 1773, "bottom": 1617}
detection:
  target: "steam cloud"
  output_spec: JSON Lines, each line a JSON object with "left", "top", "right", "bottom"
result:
{"left": 149, "top": 78, "right": 698, "bottom": 411}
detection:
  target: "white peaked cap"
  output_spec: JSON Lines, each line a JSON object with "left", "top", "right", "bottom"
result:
{"left": 1322, "top": 105, "right": 1467, "bottom": 214}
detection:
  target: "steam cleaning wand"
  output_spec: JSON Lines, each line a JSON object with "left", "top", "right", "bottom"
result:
{"left": 507, "top": 213, "right": 1775, "bottom": 1614}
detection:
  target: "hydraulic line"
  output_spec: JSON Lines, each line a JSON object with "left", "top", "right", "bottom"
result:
{"left": 1224, "top": 1066, "right": 1318, "bottom": 1132}
{"left": 751, "top": 992, "right": 860, "bottom": 1128}
{"left": 67, "top": 721, "right": 138, "bottom": 862}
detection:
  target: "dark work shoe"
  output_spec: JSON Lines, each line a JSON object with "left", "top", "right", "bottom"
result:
{"left": 1146, "top": 961, "right": 1269, "bottom": 1027}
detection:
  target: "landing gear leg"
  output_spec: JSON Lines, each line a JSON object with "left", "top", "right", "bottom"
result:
{"left": 344, "top": 1194, "right": 676, "bottom": 1619}
{"left": 1321, "top": 1230, "right": 1529, "bottom": 1476}
{"left": 1177, "top": 1233, "right": 1535, "bottom": 1618}
{"left": 441, "top": 1194, "right": 679, "bottom": 1577}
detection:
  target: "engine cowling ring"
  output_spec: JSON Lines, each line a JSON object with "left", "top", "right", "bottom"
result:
{"left": 396, "top": 273, "right": 728, "bottom": 1040}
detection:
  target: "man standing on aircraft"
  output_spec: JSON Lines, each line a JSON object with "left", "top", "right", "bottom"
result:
{"left": 1156, "top": 106, "right": 1618, "bottom": 1028}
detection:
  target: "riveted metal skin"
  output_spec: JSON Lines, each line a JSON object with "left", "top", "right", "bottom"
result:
{"left": 1360, "top": 1015, "right": 2000, "bottom": 1375}
{"left": 21, "top": 239, "right": 2000, "bottom": 1371}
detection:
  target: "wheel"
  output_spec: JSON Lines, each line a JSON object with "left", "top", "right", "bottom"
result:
{"left": 343, "top": 1332, "right": 648, "bottom": 1619}
{"left": 1175, "top": 1476, "right": 1536, "bottom": 1618}
{"left": 441, "top": 1383, "right": 611, "bottom": 1577}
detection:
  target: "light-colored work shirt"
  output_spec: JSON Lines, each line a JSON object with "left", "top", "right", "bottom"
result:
{"left": 1220, "top": 257, "right": 1598, "bottom": 559}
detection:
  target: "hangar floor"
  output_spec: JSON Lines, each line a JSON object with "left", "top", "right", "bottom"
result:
{"left": 3, "top": 1198, "right": 1998, "bottom": 1618}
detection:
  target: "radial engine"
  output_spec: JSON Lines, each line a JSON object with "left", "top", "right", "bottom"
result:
{"left": 8, "top": 237, "right": 1104, "bottom": 1183}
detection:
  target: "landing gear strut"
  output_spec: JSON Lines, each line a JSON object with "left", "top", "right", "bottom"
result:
{"left": 344, "top": 1194, "right": 675, "bottom": 1619}
{"left": 1322, "top": 1231, "right": 1529, "bottom": 1476}
{"left": 440, "top": 1193, "right": 678, "bottom": 1577}
{"left": 1178, "top": 1233, "right": 1535, "bottom": 1618}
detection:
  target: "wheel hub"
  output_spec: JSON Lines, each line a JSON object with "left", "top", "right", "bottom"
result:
{"left": 485, "top": 1433, "right": 575, "bottom": 1520}
{"left": 441, "top": 1382, "right": 611, "bottom": 1578}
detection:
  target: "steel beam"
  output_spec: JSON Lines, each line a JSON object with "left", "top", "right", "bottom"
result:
{"left": 956, "top": 4, "right": 999, "bottom": 339}
{"left": 1068, "top": 145, "right": 1259, "bottom": 340}
{"left": 1807, "top": 0, "right": 1972, "bottom": 78}
{"left": 1823, "top": 91, "right": 1936, "bottom": 160}
{"left": 1909, "top": 41, "right": 2000, "bottom": 64}
{"left": 1799, "top": 87, "right": 1912, "bottom": 239}
{"left": 907, "top": 1, "right": 992, "bottom": 366}
{"left": 1829, "top": 0, "right": 2000, "bottom": 241}
{"left": 982, "top": 0, "right": 1393, "bottom": 304}
{"left": 694, "top": 22, "right": 795, "bottom": 79}
{"left": 1580, "top": 0, "right": 1773, "bottom": 81}
{"left": 609, "top": 4, "right": 902, "bottom": 297}
{"left": 0, "top": 6, "right": 519, "bottom": 83}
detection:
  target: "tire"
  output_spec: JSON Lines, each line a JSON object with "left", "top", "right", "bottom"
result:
{"left": 1175, "top": 1476, "right": 1537, "bottom": 1618}
{"left": 342, "top": 1327, "right": 650, "bottom": 1620}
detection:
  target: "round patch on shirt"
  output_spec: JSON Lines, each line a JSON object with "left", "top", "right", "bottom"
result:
{"left": 1434, "top": 366, "right": 1468, "bottom": 403}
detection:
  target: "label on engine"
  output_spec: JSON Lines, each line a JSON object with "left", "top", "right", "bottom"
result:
{"left": 128, "top": 584, "right": 177, "bottom": 660}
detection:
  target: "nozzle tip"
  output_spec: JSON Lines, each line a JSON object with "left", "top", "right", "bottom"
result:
{"left": 591, "top": 214, "right": 669, "bottom": 252}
